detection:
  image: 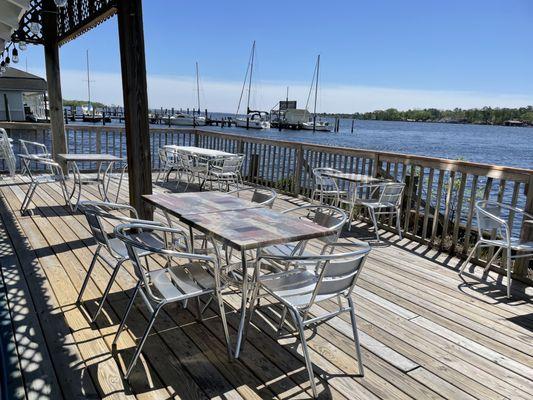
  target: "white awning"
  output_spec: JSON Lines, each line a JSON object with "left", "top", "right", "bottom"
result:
{"left": 0, "top": 0, "right": 32, "bottom": 52}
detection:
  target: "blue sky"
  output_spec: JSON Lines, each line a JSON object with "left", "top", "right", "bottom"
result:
{"left": 19, "top": 0, "right": 533, "bottom": 112}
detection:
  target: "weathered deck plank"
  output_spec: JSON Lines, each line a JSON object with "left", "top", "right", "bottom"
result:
{"left": 0, "top": 174, "right": 531, "bottom": 400}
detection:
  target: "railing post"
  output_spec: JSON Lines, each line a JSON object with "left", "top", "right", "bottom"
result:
{"left": 516, "top": 175, "right": 533, "bottom": 278}
{"left": 293, "top": 144, "right": 303, "bottom": 195}
{"left": 95, "top": 129, "right": 101, "bottom": 154}
{"left": 373, "top": 153, "right": 380, "bottom": 177}
{"left": 194, "top": 130, "right": 200, "bottom": 147}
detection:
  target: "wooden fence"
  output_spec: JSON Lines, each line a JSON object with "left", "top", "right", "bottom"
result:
{"left": 1, "top": 122, "right": 532, "bottom": 280}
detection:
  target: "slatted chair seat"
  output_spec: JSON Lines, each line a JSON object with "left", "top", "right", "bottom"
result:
{"left": 149, "top": 263, "right": 216, "bottom": 301}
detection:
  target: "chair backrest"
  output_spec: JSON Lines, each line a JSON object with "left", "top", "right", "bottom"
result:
{"left": 0, "top": 128, "right": 16, "bottom": 176}
{"left": 312, "top": 243, "right": 370, "bottom": 301}
{"left": 283, "top": 205, "right": 347, "bottom": 244}
{"left": 313, "top": 167, "right": 340, "bottom": 189}
{"left": 19, "top": 139, "right": 49, "bottom": 157}
{"left": 221, "top": 155, "right": 242, "bottom": 173}
{"left": 378, "top": 182, "right": 405, "bottom": 207}
{"left": 474, "top": 200, "right": 519, "bottom": 241}
{"left": 78, "top": 200, "right": 151, "bottom": 258}
{"left": 114, "top": 223, "right": 215, "bottom": 302}
{"left": 230, "top": 187, "right": 278, "bottom": 208}
{"left": 159, "top": 148, "right": 169, "bottom": 163}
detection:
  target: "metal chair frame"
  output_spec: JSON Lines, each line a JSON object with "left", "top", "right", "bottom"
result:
{"left": 200, "top": 154, "right": 245, "bottom": 191}
{"left": 155, "top": 147, "right": 178, "bottom": 183}
{"left": 112, "top": 223, "right": 232, "bottom": 379}
{"left": 77, "top": 201, "right": 174, "bottom": 322}
{"left": 19, "top": 155, "right": 70, "bottom": 214}
{"left": 459, "top": 200, "right": 533, "bottom": 298}
{"left": 311, "top": 167, "right": 347, "bottom": 207}
{"left": 248, "top": 243, "right": 370, "bottom": 397}
{"left": 0, "top": 128, "right": 16, "bottom": 177}
{"left": 260, "top": 205, "right": 348, "bottom": 271}
{"left": 229, "top": 187, "right": 278, "bottom": 208}
{"left": 348, "top": 182, "right": 405, "bottom": 241}
{"left": 19, "top": 139, "right": 52, "bottom": 176}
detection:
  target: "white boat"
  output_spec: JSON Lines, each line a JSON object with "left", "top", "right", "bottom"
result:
{"left": 235, "top": 41, "right": 270, "bottom": 130}
{"left": 234, "top": 112, "right": 270, "bottom": 129}
{"left": 169, "top": 113, "right": 206, "bottom": 126}
{"left": 302, "top": 120, "right": 331, "bottom": 131}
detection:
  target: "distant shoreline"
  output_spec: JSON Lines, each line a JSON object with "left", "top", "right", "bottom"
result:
{"left": 320, "top": 117, "right": 533, "bottom": 128}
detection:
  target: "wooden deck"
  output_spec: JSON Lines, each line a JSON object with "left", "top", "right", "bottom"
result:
{"left": 0, "top": 174, "right": 532, "bottom": 400}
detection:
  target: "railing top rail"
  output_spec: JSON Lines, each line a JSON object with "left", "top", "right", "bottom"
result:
{"left": 1, "top": 122, "right": 531, "bottom": 180}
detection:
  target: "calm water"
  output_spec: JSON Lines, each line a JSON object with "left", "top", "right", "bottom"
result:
{"left": 203, "top": 118, "right": 533, "bottom": 170}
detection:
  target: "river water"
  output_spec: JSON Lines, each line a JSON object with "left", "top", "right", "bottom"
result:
{"left": 201, "top": 118, "right": 533, "bottom": 170}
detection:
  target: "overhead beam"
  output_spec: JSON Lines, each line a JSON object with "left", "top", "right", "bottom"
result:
{"left": 41, "top": 0, "right": 67, "bottom": 168}
{"left": 116, "top": 0, "right": 152, "bottom": 219}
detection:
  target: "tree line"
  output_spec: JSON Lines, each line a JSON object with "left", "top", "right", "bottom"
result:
{"left": 324, "top": 106, "right": 533, "bottom": 126}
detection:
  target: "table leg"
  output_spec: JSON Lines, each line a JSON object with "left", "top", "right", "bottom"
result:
{"left": 234, "top": 249, "right": 248, "bottom": 359}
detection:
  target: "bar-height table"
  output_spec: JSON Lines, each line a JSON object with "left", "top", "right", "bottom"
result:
{"left": 57, "top": 153, "right": 126, "bottom": 210}
{"left": 143, "top": 192, "right": 332, "bottom": 358}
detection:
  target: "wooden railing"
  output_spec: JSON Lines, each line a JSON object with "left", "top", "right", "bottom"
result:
{"left": 1, "top": 122, "right": 532, "bottom": 280}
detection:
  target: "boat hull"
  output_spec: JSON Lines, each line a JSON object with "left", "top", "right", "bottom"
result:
{"left": 234, "top": 118, "right": 270, "bottom": 129}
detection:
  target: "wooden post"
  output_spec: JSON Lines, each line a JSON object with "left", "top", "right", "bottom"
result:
{"left": 516, "top": 175, "right": 533, "bottom": 277}
{"left": 117, "top": 0, "right": 153, "bottom": 219}
{"left": 42, "top": 0, "right": 67, "bottom": 169}
{"left": 3, "top": 94, "right": 10, "bottom": 121}
{"left": 293, "top": 144, "right": 304, "bottom": 195}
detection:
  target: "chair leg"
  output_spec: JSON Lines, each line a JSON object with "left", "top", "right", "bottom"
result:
{"left": 347, "top": 297, "right": 364, "bottom": 376}
{"left": 276, "top": 305, "right": 288, "bottom": 336}
{"left": 214, "top": 271, "right": 232, "bottom": 359}
{"left": 92, "top": 258, "right": 127, "bottom": 323}
{"left": 76, "top": 246, "right": 101, "bottom": 304}
{"left": 484, "top": 247, "right": 502, "bottom": 272}
{"left": 21, "top": 182, "right": 37, "bottom": 213}
{"left": 124, "top": 304, "right": 162, "bottom": 379}
{"left": 113, "top": 281, "right": 140, "bottom": 347}
{"left": 292, "top": 309, "right": 318, "bottom": 398}
{"left": 459, "top": 241, "right": 480, "bottom": 274}
{"left": 506, "top": 247, "right": 512, "bottom": 299}
{"left": 369, "top": 208, "right": 380, "bottom": 242}
{"left": 395, "top": 209, "right": 402, "bottom": 239}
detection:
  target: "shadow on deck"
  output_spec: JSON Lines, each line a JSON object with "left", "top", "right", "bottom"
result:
{"left": 0, "top": 174, "right": 531, "bottom": 399}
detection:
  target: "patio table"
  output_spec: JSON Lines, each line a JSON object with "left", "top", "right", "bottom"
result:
{"left": 163, "top": 145, "right": 234, "bottom": 158}
{"left": 144, "top": 192, "right": 332, "bottom": 358}
{"left": 57, "top": 153, "right": 126, "bottom": 211}
{"left": 321, "top": 171, "right": 381, "bottom": 184}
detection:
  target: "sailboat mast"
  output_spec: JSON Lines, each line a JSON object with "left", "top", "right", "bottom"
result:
{"left": 195, "top": 61, "right": 201, "bottom": 113}
{"left": 313, "top": 55, "right": 320, "bottom": 131}
{"left": 86, "top": 49, "right": 91, "bottom": 110}
{"left": 246, "top": 41, "right": 255, "bottom": 113}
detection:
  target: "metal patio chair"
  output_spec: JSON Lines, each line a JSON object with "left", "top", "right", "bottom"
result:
{"left": 19, "top": 139, "right": 52, "bottom": 175}
{"left": 345, "top": 182, "right": 405, "bottom": 241}
{"left": 200, "top": 154, "right": 245, "bottom": 191}
{"left": 0, "top": 128, "right": 16, "bottom": 176}
{"left": 76, "top": 201, "right": 187, "bottom": 322}
{"left": 459, "top": 200, "right": 533, "bottom": 298}
{"left": 155, "top": 147, "right": 177, "bottom": 182}
{"left": 229, "top": 186, "right": 278, "bottom": 208}
{"left": 19, "top": 154, "right": 70, "bottom": 214}
{"left": 248, "top": 243, "right": 370, "bottom": 398}
{"left": 311, "top": 167, "right": 347, "bottom": 206}
{"left": 175, "top": 151, "right": 208, "bottom": 191}
{"left": 112, "top": 223, "right": 231, "bottom": 379}
{"left": 260, "top": 205, "right": 347, "bottom": 272}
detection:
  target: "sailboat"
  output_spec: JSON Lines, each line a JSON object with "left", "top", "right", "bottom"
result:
{"left": 301, "top": 55, "right": 331, "bottom": 132}
{"left": 82, "top": 50, "right": 104, "bottom": 123}
{"left": 235, "top": 41, "right": 271, "bottom": 129}
{"left": 169, "top": 62, "right": 207, "bottom": 126}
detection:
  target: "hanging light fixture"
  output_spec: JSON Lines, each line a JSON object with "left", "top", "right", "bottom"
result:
{"left": 29, "top": 14, "right": 42, "bottom": 35}
{"left": 0, "top": 61, "right": 6, "bottom": 74}
{"left": 4, "top": 56, "right": 10, "bottom": 67}
{"left": 12, "top": 48, "right": 19, "bottom": 64}
{"left": 18, "top": 41, "right": 27, "bottom": 51}
{"left": 54, "top": 0, "right": 68, "bottom": 7}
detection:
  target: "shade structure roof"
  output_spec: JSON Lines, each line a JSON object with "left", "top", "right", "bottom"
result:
{"left": 0, "top": 0, "right": 31, "bottom": 52}
{"left": 0, "top": 66, "right": 47, "bottom": 91}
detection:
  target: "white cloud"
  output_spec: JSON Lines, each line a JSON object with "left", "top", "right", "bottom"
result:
{"left": 32, "top": 68, "right": 533, "bottom": 113}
